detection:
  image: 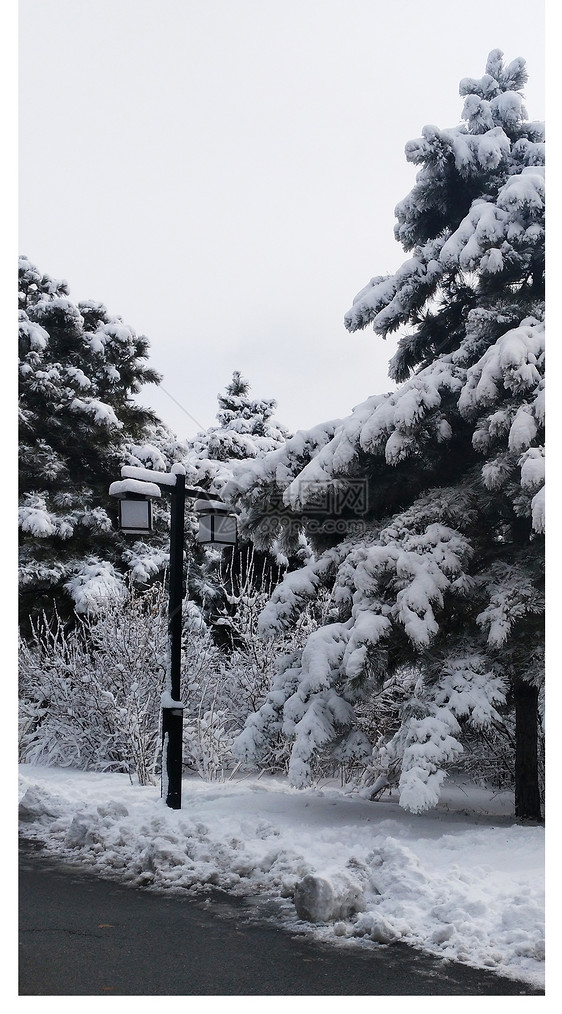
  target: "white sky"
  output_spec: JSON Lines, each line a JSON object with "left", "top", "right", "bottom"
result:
{"left": 18, "top": 0, "right": 546, "bottom": 441}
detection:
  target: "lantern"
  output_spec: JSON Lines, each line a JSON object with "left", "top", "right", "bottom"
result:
{"left": 194, "top": 499, "right": 237, "bottom": 545}
{"left": 109, "top": 477, "right": 162, "bottom": 535}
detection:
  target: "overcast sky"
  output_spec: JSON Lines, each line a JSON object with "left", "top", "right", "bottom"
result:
{"left": 18, "top": 0, "right": 546, "bottom": 442}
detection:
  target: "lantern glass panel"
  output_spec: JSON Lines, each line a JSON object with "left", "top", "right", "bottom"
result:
{"left": 119, "top": 498, "right": 152, "bottom": 534}
{"left": 213, "top": 514, "right": 237, "bottom": 544}
{"left": 197, "top": 513, "right": 237, "bottom": 545}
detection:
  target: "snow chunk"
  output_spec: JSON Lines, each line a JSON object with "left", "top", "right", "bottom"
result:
{"left": 294, "top": 871, "right": 364, "bottom": 923}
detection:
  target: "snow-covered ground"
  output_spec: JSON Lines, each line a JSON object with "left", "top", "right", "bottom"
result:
{"left": 18, "top": 764, "right": 544, "bottom": 991}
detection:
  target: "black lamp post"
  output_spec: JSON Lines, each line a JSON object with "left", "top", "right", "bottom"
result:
{"left": 161, "top": 468, "right": 185, "bottom": 809}
{"left": 109, "top": 464, "right": 237, "bottom": 809}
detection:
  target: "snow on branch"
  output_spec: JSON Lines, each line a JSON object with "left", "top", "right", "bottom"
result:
{"left": 459, "top": 50, "right": 528, "bottom": 101}
{"left": 70, "top": 397, "right": 123, "bottom": 429}
{"left": 439, "top": 167, "right": 544, "bottom": 277}
{"left": 476, "top": 563, "right": 544, "bottom": 648}
{"left": 458, "top": 319, "right": 544, "bottom": 415}
{"left": 19, "top": 494, "right": 57, "bottom": 538}
{"left": 382, "top": 656, "right": 507, "bottom": 813}
{"left": 257, "top": 549, "right": 340, "bottom": 635}
{"left": 397, "top": 709, "right": 463, "bottom": 813}
{"left": 64, "top": 559, "right": 126, "bottom": 615}
{"left": 344, "top": 237, "right": 446, "bottom": 335}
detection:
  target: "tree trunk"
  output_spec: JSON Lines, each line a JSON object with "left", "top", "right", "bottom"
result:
{"left": 514, "top": 680, "right": 542, "bottom": 821}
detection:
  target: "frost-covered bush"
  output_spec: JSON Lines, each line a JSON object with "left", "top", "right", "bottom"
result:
{"left": 19, "top": 583, "right": 169, "bottom": 783}
{"left": 182, "top": 552, "right": 324, "bottom": 779}
{"left": 18, "top": 570, "right": 322, "bottom": 784}
{"left": 18, "top": 581, "right": 225, "bottom": 783}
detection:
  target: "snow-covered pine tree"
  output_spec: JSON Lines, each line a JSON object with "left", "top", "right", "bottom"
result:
{"left": 184, "top": 370, "right": 304, "bottom": 644}
{"left": 18, "top": 256, "right": 185, "bottom": 627}
{"left": 185, "top": 371, "right": 291, "bottom": 493}
{"left": 229, "top": 51, "right": 544, "bottom": 820}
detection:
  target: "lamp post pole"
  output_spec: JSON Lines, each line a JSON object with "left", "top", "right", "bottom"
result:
{"left": 110, "top": 463, "right": 237, "bottom": 810}
{"left": 161, "top": 470, "right": 185, "bottom": 810}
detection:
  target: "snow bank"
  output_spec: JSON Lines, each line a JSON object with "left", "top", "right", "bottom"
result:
{"left": 18, "top": 766, "right": 544, "bottom": 989}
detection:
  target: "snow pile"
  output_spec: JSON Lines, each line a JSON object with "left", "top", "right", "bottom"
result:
{"left": 18, "top": 765, "right": 544, "bottom": 989}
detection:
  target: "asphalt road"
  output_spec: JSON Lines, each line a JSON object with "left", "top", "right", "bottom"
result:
{"left": 19, "top": 840, "right": 543, "bottom": 996}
